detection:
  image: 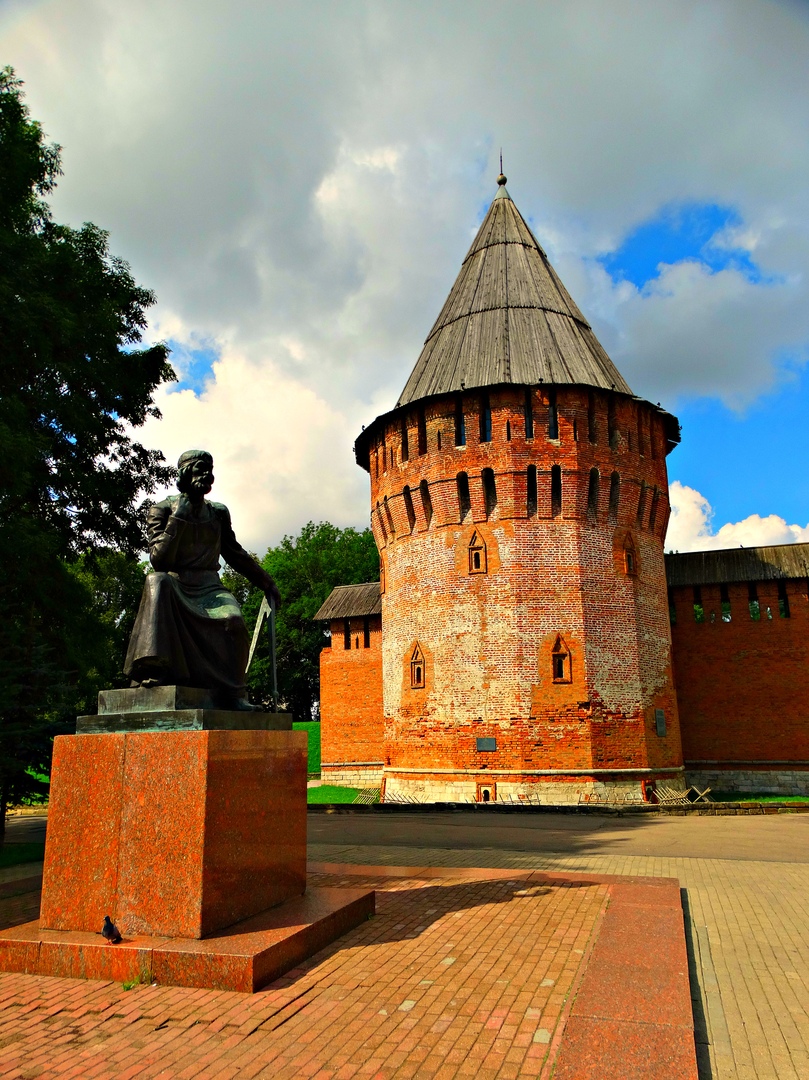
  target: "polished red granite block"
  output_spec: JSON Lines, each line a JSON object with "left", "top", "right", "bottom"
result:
{"left": 39, "top": 733, "right": 127, "bottom": 932}
{"left": 0, "top": 887, "right": 375, "bottom": 993}
{"left": 39, "top": 729, "right": 307, "bottom": 939}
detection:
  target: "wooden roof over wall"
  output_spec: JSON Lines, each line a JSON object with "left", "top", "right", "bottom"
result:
{"left": 313, "top": 582, "right": 382, "bottom": 620}
{"left": 396, "top": 180, "right": 633, "bottom": 408}
{"left": 665, "top": 543, "right": 809, "bottom": 587}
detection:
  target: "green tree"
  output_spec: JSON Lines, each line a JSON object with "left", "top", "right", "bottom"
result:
{"left": 0, "top": 68, "right": 174, "bottom": 839}
{"left": 238, "top": 522, "right": 379, "bottom": 719}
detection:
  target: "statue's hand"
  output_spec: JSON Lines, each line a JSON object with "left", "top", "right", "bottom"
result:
{"left": 265, "top": 582, "right": 282, "bottom": 611}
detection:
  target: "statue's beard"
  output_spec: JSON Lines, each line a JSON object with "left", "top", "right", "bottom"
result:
{"left": 190, "top": 476, "right": 213, "bottom": 495}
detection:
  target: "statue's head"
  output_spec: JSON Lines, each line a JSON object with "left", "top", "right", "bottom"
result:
{"left": 177, "top": 450, "right": 214, "bottom": 498}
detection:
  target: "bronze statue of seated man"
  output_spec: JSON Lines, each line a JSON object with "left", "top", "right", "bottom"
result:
{"left": 124, "top": 449, "right": 280, "bottom": 711}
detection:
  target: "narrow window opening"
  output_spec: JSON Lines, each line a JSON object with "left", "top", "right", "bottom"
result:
{"left": 748, "top": 582, "right": 761, "bottom": 621}
{"left": 456, "top": 471, "right": 471, "bottom": 521}
{"left": 410, "top": 644, "right": 425, "bottom": 689}
{"left": 355, "top": 636, "right": 359, "bottom": 649}
{"left": 720, "top": 583, "right": 732, "bottom": 622}
{"left": 608, "top": 472, "right": 620, "bottom": 524}
{"left": 479, "top": 392, "right": 492, "bottom": 443}
{"left": 766, "top": 605, "right": 773, "bottom": 620}
{"left": 454, "top": 395, "right": 466, "bottom": 446}
{"left": 437, "top": 430, "right": 442, "bottom": 451}
{"left": 636, "top": 483, "right": 647, "bottom": 528}
{"left": 551, "top": 635, "right": 572, "bottom": 683}
{"left": 551, "top": 465, "right": 562, "bottom": 518}
{"left": 381, "top": 441, "right": 387, "bottom": 474}
{"left": 400, "top": 417, "right": 409, "bottom": 462}
{"left": 380, "top": 560, "right": 386, "bottom": 595}
{"left": 374, "top": 446, "right": 379, "bottom": 479}
{"left": 587, "top": 468, "right": 600, "bottom": 523}
{"left": 384, "top": 495, "right": 395, "bottom": 538}
{"left": 693, "top": 585, "right": 705, "bottom": 623}
{"left": 648, "top": 488, "right": 660, "bottom": 532}
{"left": 637, "top": 407, "right": 646, "bottom": 456}
{"left": 624, "top": 535, "right": 637, "bottom": 576}
{"left": 506, "top": 419, "right": 511, "bottom": 441}
{"left": 573, "top": 419, "right": 578, "bottom": 441}
{"left": 403, "top": 485, "right": 416, "bottom": 533}
{"left": 376, "top": 501, "right": 387, "bottom": 543}
{"left": 419, "top": 479, "right": 433, "bottom": 527}
{"left": 526, "top": 465, "right": 538, "bottom": 518}
{"left": 468, "top": 531, "right": 487, "bottom": 574}
{"left": 608, "top": 396, "right": 618, "bottom": 448}
{"left": 524, "top": 388, "right": 534, "bottom": 439}
{"left": 482, "top": 468, "right": 497, "bottom": 519}
{"left": 417, "top": 409, "right": 427, "bottom": 456}
{"left": 778, "top": 580, "right": 791, "bottom": 618}
{"left": 363, "top": 617, "right": 370, "bottom": 649}
{"left": 548, "top": 389, "right": 559, "bottom": 440}
{"left": 650, "top": 417, "right": 659, "bottom": 460}
{"left": 588, "top": 391, "right": 597, "bottom": 443}
{"left": 668, "top": 588, "right": 677, "bottom": 625}
{"left": 343, "top": 618, "right": 351, "bottom": 650}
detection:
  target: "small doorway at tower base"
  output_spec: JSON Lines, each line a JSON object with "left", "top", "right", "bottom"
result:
{"left": 476, "top": 781, "right": 497, "bottom": 803}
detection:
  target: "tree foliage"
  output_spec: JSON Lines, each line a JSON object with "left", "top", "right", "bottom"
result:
{"left": 0, "top": 68, "right": 174, "bottom": 835}
{"left": 236, "top": 522, "right": 379, "bottom": 720}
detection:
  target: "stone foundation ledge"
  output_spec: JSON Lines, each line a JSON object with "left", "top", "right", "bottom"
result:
{"left": 686, "top": 768, "right": 809, "bottom": 797}
{"left": 308, "top": 801, "right": 809, "bottom": 815}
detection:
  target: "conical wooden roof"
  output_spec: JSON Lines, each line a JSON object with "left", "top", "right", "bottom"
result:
{"left": 396, "top": 180, "right": 632, "bottom": 407}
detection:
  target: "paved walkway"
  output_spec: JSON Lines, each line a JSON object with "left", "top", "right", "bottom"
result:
{"left": 0, "top": 867, "right": 616, "bottom": 1078}
{"left": 2, "top": 810, "right": 808, "bottom": 1078}
{"left": 308, "top": 811, "right": 809, "bottom": 1080}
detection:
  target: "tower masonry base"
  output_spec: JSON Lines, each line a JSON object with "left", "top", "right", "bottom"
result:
{"left": 383, "top": 771, "right": 687, "bottom": 804}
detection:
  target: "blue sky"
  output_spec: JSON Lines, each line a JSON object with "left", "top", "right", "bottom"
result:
{"left": 600, "top": 201, "right": 809, "bottom": 528}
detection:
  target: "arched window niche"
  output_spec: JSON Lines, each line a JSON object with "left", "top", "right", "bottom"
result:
{"left": 551, "top": 635, "right": 572, "bottom": 683}
{"left": 624, "top": 534, "right": 638, "bottom": 577}
{"left": 410, "top": 643, "right": 426, "bottom": 689}
{"left": 468, "top": 530, "right": 487, "bottom": 575}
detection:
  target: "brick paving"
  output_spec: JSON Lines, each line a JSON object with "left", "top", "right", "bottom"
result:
{"left": 0, "top": 869, "right": 610, "bottom": 1078}
{"left": 308, "top": 841, "right": 809, "bottom": 1080}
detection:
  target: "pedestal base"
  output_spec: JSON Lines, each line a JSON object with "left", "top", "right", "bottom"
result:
{"left": 41, "top": 729, "right": 308, "bottom": 939}
{"left": 0, "top": 887, "right": 375, "bottom": 993}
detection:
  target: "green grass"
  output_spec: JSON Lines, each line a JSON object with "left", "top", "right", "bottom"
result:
{"left": 307, "top": 785, "right": 361, "bottom": 804}
{"left": 0, "top": 843, "right": 46, "bottom": 868}
{"left": 711, "top": 791, "right": 809, "bottom": 804}
{"left": 293, "top": 720, "right": 321, "bottom": 775}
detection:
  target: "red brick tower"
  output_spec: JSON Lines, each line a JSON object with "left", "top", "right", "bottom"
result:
{"left": 354, "top": 175, "right": 686, "bottom": 803}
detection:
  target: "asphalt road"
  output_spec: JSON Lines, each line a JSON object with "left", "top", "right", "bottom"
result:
{"left": 307, "top": 809, "right": 809, "bottom": 863}
{"left": 9, "top": 807, "right": 809, "bottom": 863}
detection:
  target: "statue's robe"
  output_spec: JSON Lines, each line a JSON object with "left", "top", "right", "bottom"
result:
{"left": 124, "top": 496, "right": 274, "bottom": 695}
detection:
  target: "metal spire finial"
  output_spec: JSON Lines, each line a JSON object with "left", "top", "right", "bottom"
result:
{"left": 496, "top": 149, "right": 507, "bottom": 187}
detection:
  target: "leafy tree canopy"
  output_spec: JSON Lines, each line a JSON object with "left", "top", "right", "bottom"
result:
{"left": 230, "top": 522, "right": 379, "bottom": 720}
{"left": 0, "top": 68, "right": 174, "bottom": 834}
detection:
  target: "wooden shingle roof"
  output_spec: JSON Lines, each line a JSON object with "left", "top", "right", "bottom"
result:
{"left": 665, "top": 544, "right": 809, "bottom": 587}
{"left": 313, "top": 582, "right": 382, "bottom": 621}
{"left": 396, "top": 179, "right": 632, "bottom": 408}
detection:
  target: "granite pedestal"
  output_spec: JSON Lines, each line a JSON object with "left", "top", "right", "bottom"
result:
{"left": 0, "top": 687, "right": 374, "bottom": 991}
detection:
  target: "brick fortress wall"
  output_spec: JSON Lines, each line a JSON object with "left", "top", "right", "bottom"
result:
{"left": 319, "top": 615, "right": 384, "bottom": 786}
{"left": 367, "top": 383, "right": 685, "bottom": 802}
{"left": 670, "top": 580, "right": 809, "bottom": 795}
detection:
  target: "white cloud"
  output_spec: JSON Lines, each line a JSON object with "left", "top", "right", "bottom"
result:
{"left": 3, "top": 0, "right": 809, "bottom": 548}
{"left": 666, "top": 481, "right": 809, "bottom": 553}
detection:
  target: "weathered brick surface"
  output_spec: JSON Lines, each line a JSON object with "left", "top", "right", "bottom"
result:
{"left": 365, "top": 386, "right": 684, "bottom": 802}
{"left": 671, "top": 579, "right": 809, "bottom": 791}
{"left": 319, "top": 615, "right": 384, "bottom": 784}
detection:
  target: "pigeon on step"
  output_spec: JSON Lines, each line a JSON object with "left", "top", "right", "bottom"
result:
{"left": 101, "top": 915, "right": 122, "bottom": 944}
